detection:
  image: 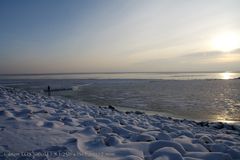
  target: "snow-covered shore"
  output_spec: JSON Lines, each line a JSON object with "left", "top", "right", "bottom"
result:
{"left": 0, "top": 87, "right": 240, "bottom": 160}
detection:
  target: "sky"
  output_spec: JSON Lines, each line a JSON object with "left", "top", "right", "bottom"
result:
{"left": 0, "top": 0, "right": 240, "bottom": 74}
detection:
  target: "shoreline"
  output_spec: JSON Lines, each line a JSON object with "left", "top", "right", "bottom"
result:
{"left": 0, "top": 86, "right": 240, "bottom": 160}
{"left": 101, "top": 105, "right": 240, "bottom": 125}
{"left": 55, "top": 94, "right": 240, "bottom": 125}
{"left": 2, "top": 85, "right": 240, "bottom": 125}
{"left": 48, "top": 90, "right": 240, "bottom": 125}
{"left": 1, "top": 78, "right": 240, "bottom": 123}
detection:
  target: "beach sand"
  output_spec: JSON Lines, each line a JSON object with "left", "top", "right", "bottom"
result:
{"left": 0, "top": 87, "right": 239, "bottom": 160}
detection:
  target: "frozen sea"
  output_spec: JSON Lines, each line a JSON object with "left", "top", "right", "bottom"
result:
{"left": 0, "top": 72, "right": 240, "bottom": 123}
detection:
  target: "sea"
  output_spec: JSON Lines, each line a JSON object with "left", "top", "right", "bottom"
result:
{"left": 0, "top": 72, "right": 240, "bottom": 123}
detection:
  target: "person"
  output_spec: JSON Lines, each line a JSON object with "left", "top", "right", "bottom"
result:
{"left": 47, "top": 85, "right": 51, "bottom": 96}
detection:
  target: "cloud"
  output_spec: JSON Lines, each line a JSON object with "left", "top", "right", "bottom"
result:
{"left": 230, "top": 48, "right": 240, "bottom": 54}
{"left": 181, "top": 51, "right": 223, "bottom": 58}
{"left": 131, "top": 49, "right": 240, "bottom": 72}
{"left": 181, "top": 48, "right": 240, "bottom": 58}
{"left": 174, "top": 48, "right": 240, "bottom": 66}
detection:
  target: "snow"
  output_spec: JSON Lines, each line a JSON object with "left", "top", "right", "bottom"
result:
{"left": 152, "top": 147, "right": 183, "bottom": 160}
{"left": 0, "top": 87, "right": 240, "bottom": 160}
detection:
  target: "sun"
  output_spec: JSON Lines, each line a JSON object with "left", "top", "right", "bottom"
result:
{"left": 211, "top": 32, "right": 240, "bottom": 52}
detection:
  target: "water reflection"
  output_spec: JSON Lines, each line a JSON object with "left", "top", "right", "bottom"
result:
{"left": 220, "top": 72, "right": 235, "bottom": 80}
{"left": 215, "top": 115, "right": 238, "bottom": 124}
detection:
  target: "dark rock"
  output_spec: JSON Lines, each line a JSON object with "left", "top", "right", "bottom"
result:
{"left": 108, "top": 105, "right": 116, "bottom": 110}
{"left": 135, "top": 111, "right": 144, "bottom": 115}
{"left": 197, "top": 121, "right": 209, "bottom": 127}
{"left": 212, "top": 122, "right": 224, "bottom": 129}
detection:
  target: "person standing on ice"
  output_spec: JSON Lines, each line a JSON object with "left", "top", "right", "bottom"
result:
{"left": 47, "top": 85, "right": 51, "bottom": 96}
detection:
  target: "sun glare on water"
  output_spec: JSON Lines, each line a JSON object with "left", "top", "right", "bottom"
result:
{"left": 212, "top": 32, "right": 240, "bottom": 52}
{"left": 221, "top": 72, "right": 234, "bottom": 80}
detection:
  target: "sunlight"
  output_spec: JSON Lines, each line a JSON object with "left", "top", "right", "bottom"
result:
{"left": 221, "top": 72, "right": 234, "bottom": 80}
{"left": 215, "top": 115, "right": 237, "bottom": 124}
{"left": 211, "top": 32, "right": 240, "bottom": 52}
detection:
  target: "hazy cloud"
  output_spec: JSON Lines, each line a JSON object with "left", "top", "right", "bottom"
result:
{"left": 182, "top": 48, "right": 240, "bottom": 58}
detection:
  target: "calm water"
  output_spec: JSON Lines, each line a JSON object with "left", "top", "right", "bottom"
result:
{"left": 0, "top": 72, "right": 240, "bottom": 122}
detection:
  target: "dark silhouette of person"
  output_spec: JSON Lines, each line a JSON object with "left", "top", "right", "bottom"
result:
{"left": 47, "top": 85, "right": 51, "bottom": 96}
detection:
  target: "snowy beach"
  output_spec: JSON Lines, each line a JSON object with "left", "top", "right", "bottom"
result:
{"left": 0, "top": 87, "right": 240, "bottom": 160}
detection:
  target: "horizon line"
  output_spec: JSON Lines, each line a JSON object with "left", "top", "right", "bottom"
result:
{"left": 0, "top": 71, "right": 240, "bottom": 76}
